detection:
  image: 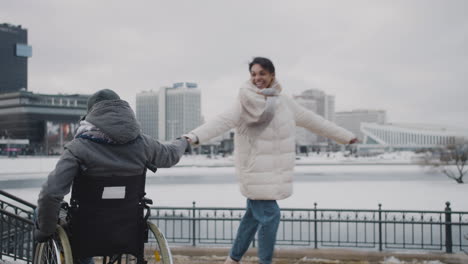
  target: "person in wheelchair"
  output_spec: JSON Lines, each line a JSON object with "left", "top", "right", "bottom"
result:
{"left": 34, "top": 89, "right": 188, "bottom": 263}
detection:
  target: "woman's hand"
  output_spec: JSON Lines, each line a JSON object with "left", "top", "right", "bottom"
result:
{"left": 182, "top": 133, "right": 199, "bottom": 144}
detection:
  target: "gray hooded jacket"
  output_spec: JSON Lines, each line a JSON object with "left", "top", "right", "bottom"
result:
{"left": 37, "top": 99, "right": 188, "bottom": 235}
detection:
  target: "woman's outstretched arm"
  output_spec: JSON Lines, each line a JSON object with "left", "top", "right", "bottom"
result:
{"left": 285, "top": 96, "right": 356, "bottom": 144}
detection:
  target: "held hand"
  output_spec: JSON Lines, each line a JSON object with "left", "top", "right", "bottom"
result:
{"left": 182, "top": 133, "right": 199, "bottom": 145}
{"left": 349, "top": 138, "right": 359, "bottom": 144}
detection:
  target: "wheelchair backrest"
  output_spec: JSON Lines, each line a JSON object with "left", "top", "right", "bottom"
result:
{"left": 69, "top": 169, "right": 148, "bottom": 259}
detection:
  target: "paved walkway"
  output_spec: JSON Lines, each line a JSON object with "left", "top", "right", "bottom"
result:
{"left": 1, "top": 248, "right": 466, "bottom": 264}
{"left": 171, "top": 247, "right": 468, "bottom": 264}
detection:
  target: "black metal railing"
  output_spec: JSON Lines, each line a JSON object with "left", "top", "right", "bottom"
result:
{"left": 1, "top": 187, "right": 467, "bottom": 264}
{"left": 0, "top": 189, "right": 36, "bottom": 220}
{"left": 0, "top": 190, "right": 36, "bottom": 263}
{"left": 0, "top": 209, "right": 35, "bottom": 263}
{"left": 149, "top": 202, "right": 468, "bottom": 253}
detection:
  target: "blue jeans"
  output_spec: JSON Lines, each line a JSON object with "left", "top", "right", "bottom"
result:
{"left": 230, "top": 199, "right": 281, "bottom": 264}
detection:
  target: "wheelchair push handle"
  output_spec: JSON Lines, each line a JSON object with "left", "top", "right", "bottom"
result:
{"left": 142, "top": 197, "right": 153, "bottom": 220}
{"left": 143, "top": 197, "right": 153, "bottom": 205}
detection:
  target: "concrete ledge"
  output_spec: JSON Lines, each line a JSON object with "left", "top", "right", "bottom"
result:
{"left": 171, "top": 246, "right": 468, "bottom": 264}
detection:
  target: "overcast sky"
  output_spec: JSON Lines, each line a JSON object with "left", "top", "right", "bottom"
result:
{"left": 3, "top": 0, "right": 468, "bottom": 129}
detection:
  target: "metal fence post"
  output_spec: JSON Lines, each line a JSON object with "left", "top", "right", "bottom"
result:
{"left": 444, "top": 202, "right": 453, "bottom": 253}
{"left": 378, "top": 203, "right": 382, "bottom": 251}
{"left": 0, "top": 212, "right": 3, "bottom": 260}
{"left": 1, "top": 212, "right": 3, "bottom": 260}
{"left": 192, "top": 201, "right": 196, "bottom": 247}
{"left": 314, "top": 203, "right": 318, "bottom": 249}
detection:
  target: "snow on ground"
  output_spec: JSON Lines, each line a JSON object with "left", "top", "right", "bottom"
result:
{"left": 0, "top": 258, "right": 26, "bottom": 264}
{"left": 381, "top": 256, "right": 446, "bottom": 264}
{"left": 295, "top": 151, "right": 418, "bottom": 165}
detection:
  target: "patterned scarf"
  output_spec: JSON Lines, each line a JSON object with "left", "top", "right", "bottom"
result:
{"left": 74, "top": 120, "right": 117, "bottom": 144}
{"left": 238, "top": 79, "right": 282, "bottom": 137}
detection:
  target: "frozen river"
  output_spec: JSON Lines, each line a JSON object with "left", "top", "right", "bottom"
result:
{"left": 2, "top": 164, "right": 467, "bottom": 212}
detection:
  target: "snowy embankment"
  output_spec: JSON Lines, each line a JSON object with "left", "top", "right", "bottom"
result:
{"left": 0, "top": 151, "right": 419, "bottom": 174}
{"left": 2, "top": 151, "right": 467, "bottom": 211}
{"left": 0, "top": 151, "right": 421, "bottom": 182}
{"left": 176, "top": 151, "right": 418, "bottom": 166}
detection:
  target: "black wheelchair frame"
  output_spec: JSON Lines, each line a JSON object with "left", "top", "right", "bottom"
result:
{"left": 34, "top": 198, "right": 172, "bottom": 264}
{"left": 34, "top": 168, "right": 173, "bottom": 264}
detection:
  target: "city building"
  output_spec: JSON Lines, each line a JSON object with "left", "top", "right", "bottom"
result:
{"left": 136, "top": 82, "right": 201, "bottom": 141}
{"left": 359, "top": 122, "right": 468, "bottom": 154}
{"left": 335, "top": 109, "right": 387, "bottom": 140}
{"left": 0, "top": 91, "right": 89, "bottom": 154}
{"left": 165, "top": 82, "right": 201, "bottom": 141}
{"left": 294, "top": 96, "right": 318, "bottom": 147}
{"left": 136, "top": 90, "right": 159, "bottom": 139}
{"left": 0, "top": 138, "right": 29, "bottom": 156}
{"left": 0, "top": 23, "right": 32, "bottom": 93}
{"left": 0, "top": 23, "right": 89, "bottom": 155}
{"left": 293, "top": 89, "right": 336, "bottom": 150}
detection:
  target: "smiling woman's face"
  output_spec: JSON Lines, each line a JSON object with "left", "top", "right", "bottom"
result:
{"left": 250, "top": 64, "right": 274, "bottom": 89}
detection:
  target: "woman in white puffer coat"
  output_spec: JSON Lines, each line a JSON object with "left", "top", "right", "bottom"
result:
{"left": 184, "top": 57, "right": 357, "bottom": 264}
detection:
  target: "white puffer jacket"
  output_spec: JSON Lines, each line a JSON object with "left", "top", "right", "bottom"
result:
{"left": 188, "top": 81, "right": 355, "bottom": 200}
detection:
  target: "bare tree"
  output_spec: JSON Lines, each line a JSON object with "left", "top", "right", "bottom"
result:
{"left": 417, "top": 142, "right": 467, "bottom": 184}
{"left": 441, "top": 143, "right": 467, "bottom": 183}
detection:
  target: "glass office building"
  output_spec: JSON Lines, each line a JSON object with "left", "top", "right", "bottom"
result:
{"left": 136, "top": 90, "right": 160, "bottom": 140}
{"left": 136, "top": 82, "right": 201, "bottom": 142}
{"left": 0, "top": 23, "right": 32, "bottom": 93}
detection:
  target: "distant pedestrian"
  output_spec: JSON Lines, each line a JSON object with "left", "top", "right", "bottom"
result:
{"left": 184, "top": 57, "right": 357, "bottom": 264}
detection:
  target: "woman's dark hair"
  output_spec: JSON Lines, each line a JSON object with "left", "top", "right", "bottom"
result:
{"left": 249, "top": 57, "right": 275, "bottom": 74}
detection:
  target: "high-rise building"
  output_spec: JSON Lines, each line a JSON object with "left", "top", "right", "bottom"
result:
{"left": 293, "top": 89, "right": 335, "bottom": 146}
{"left": 136, "top": 90, "right": 159, "bottom": 139}
{"left": 0, "top": 23, "right": 89, "bottom": 155}
{"left": 294, "top": 96, "right": 318, "bottom": 146}
{"left": 335, "top": 110, "right": 387, "bottom": 140}
{"left": 295, "top": 90, "right": 335, "bottom": 120}
{"left": 136, "top": 82, "right": 201, "bottom": 141}
{"left": 165, "top": 82, "right": 201, "bottom": 141}
{"left": 0, "top": 23, "right": 32, "bottom": 94}
{"left": 325, "top": 95, "right": 335, "bottom": 122}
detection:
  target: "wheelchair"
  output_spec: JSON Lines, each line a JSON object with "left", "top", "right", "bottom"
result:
{"left": 34, "top": 170, "right": 173, "bottom": 264}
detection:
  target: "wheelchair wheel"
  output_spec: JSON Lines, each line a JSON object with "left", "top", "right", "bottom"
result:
{"left": 34, "top": 225, "right": 73, "bottom": 264}
{"left": 145, "top": 221, "right": 173, "bottom": 264}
